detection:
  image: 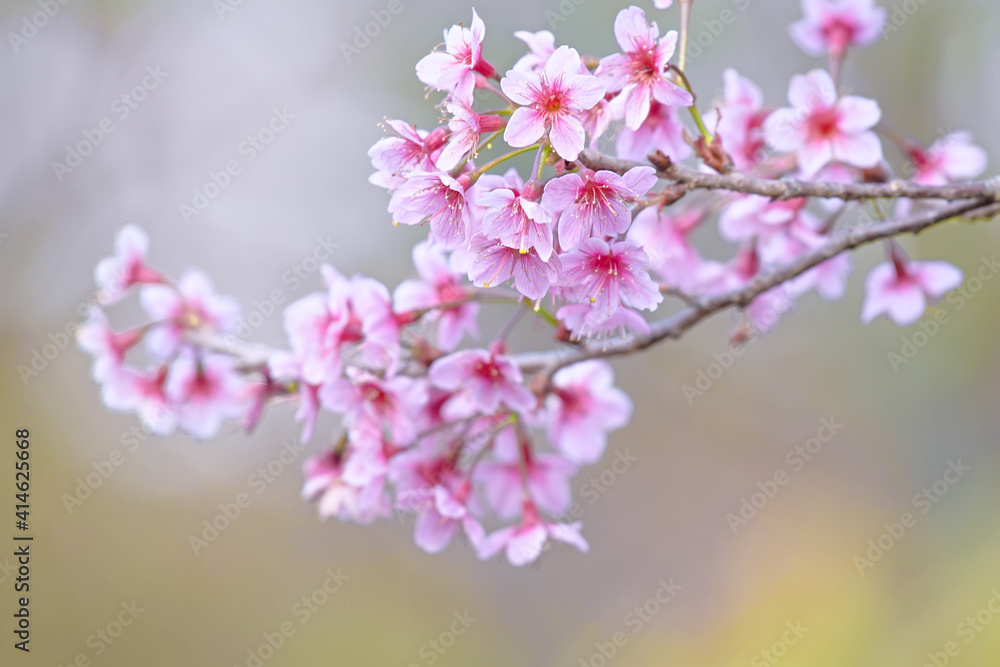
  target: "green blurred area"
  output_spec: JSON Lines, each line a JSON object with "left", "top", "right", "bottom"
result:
{"left": 1, "top": 0, "right": 999, "bottom": 665}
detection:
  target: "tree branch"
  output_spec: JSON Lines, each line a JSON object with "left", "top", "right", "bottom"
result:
{"left": 514, "top": 197, "right": 996, "bottom": 382}
{"left": 578, "top": 149, "right": 1000, "bottom": 202}
{"left": 181, "top": 178, "right": 1000, "bottom": 394}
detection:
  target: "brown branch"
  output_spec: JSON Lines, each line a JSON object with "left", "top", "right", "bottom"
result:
{"left": 513, "top": 197, "right": 996, "bottom": 383}
{"left": 578, "top": 149, "right": 1000, "bottom": 202}
{"left": 181, "top": 190, "right": 1000, "bottom": 394}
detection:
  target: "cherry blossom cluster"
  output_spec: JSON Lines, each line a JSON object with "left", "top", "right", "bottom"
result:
{"left": 79, "top": 0, "right": 993, "bottom": 566}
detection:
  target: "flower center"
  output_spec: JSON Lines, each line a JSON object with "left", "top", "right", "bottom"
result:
{"left": 808, "top": 107, "right": 840, "bottom": 139}
{"left": 544, "top": 92, "right": 563, "bottom": 113}
{"left": 473, "top": 360, "right": 502, "bottom": 381}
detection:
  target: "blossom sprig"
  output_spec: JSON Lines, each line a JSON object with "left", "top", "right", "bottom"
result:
{"left": 78, "top": 1, "right": 997, "bottom": 567}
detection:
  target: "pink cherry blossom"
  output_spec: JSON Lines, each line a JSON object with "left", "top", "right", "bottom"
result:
{"left": 788, "top": 247, "right": 853, "bottom": 301}
{"left": 615, "top": 99, "right": 691, "bottom": 163}
{"left": 745, "top": 287, "right": 797, "bottom": 333}
{"left": 559, "top": 238, "right": 663, "bottom": 322}
{"left": 512, "top": 30, "right": 556, "bottom": 73}
{"left": 653, "top": 0, "right": 674, "bottom": 7}
{"left": 140, "top": 269, "right": 241, "bottom": 360}
{"left": 475, "top": 169, "right": 553, "bottom": 260}
{"left": 270, "top": 297, "right": 345, "bottom": 387}
{"left": 389, "top": 171, "right": 472, "bottom": 249}
{"left": 546, "top": 360, "right": 632, "bottom": 465}
{"left": 557, "top": 302, "right": 652, "bottom": 339}
{"left": 719, "top": 195, "right": 819, "bottom": 248}
{"left": 340, "top": 421, "right": 402, "bottom": 496}
{"left": 99, "top": 365, "right": 178, "bottom": 435}
{"left": 704, "top": 69, "right": 769, "bottom": 172}
{"left": 790, "top": 0, "right": 887, "bottom": 58}
{"left": 302, "top": 450, "right": 390, "bottom": 525}
{"left": 598, "top": 6, "right": 693, "bottom": 130}
{"left": 94, "top": 224, "right": 162, "bottom": 304}
{"left": 415, "top": 9, "right": 496, "bottom": 105}
{"left": 320, "top": 369, "right": 427, "bottom": 446}
{"left": 273, "top": 370, "right": 320, "bottom": 443}
{"left": 475, "top": 426, "right": 576, "bottom": 519}
{"left": 764, "top": 69, "right": 882, "bottom": 177}
{"left": 269, "top": 265, "right": 370, "bottom": 388}
{"left": 695, "top": 246, "right": 796, "bottom": 333}
{"left": 349, "top": 276, "right": 404, "bottom": 372}
{"left": 436, "top": 104, "right": 505, "bottom": 171}
{"left": 582, "top": 98, "right": 613, "bottom": 151}
{"left": 542, "top": 166, "right": 657, "bottom": 250}
{"left": 388, "top": 436, "right": 461, "bottom": 497}
{"left": 393, "top": 241, "right": 479, "bottom": 351}
{"left": 368, "top": 120, "right": 448, "bottom": 192}
{"left": 76, "top": 306, "right": 143, "bottom": 382}
{"left": 408, "top": 483, "right": 485, "bottom": 554}
{"left": 164, "top": 352, "right": 246, "bottom": 440}
{"left": 906, "top": 132, "right": 988, "bottom": 186}
{"left": 861, "top": 248, "right": 963, "bottom": 326}
{"left": 476, "top": 502, "right": 588, "bottom": 566}
{"left": 626, "top": 206, "right": 702, "bottom": 290}
{"left": 467, "top": 233, "right": 561, "bottom": 301}
{"left": 501, "top": 45, "right": 606, "bottom": 161}
{"left": 428, "top": 345, "right": 536, "bottom": 419}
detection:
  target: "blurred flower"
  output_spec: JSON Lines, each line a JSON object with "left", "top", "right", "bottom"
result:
{"left": 764, "top": 68, "right": 882, "bottom": 177}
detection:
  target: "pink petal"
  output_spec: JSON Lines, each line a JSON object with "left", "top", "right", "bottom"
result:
{"left": 504, "top": 107, "right": 547, "bottom": 148}
{"left": 913, "top": 261, "right": 963, "bottom": 297}
{"left": 798, "top": 139, "right": 835, "bottom": 177}
{"left": 500, "top": 69, "right": 540, "bottom": 107}
{"left": 506, "top": 525, "right": 547, "bottom": 566}
{"left": 548, "top": 115, "right": 586, "bottom": 161}
{"left": 764, "top": 109, "right": 807, "bottom": 153}
{"left": 565, "top": 73, "right": 607, "bottom": 111}
{"left": 788, "top": 20, "right": 826, "bottom": 57}
{"left": 830, "top": 131, "right": 882, "bottom": 169}
{"left": 549, "top": 522, "right": 589, "bottom": 553}
{"left": 613, "top": 6, "right": 655, "bottom": 53}
{"left": 788, "top": 69, "right": 836, "bottom": 109}
{"left": 884, "top": 285, "right": 928, "bottom": 326}
{"left": 624, "top": 84, "right": 652, "bottom": 131}
{"left": 414, "top": 509, "right": 457, "bottom": 553}
{"left": 651, "top": 78, "right": 693, "bottom": 108}
{"left": 836, "top": 96, "right": 882, "bottom": 132}
{"left": 622, "top": 166, "right": 657, "bottom": 195}
{"left": 542, "top": 45, "right": 583, "bottom": 82}
{"left": 541, "top": 173, "right": 583, "bottom": 210}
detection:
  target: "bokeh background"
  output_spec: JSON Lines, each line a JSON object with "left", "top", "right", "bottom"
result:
{"left": 2, "top": 0, "right": 1000, "bottom": 665}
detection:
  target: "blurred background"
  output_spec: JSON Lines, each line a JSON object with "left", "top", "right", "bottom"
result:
{"left": 2, "top": 0, "right": 999, "bottom": 664}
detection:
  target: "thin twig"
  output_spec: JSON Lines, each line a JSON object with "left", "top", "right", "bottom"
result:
{"left": 514, "top": 197, "right": 995, "bottom": 384}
